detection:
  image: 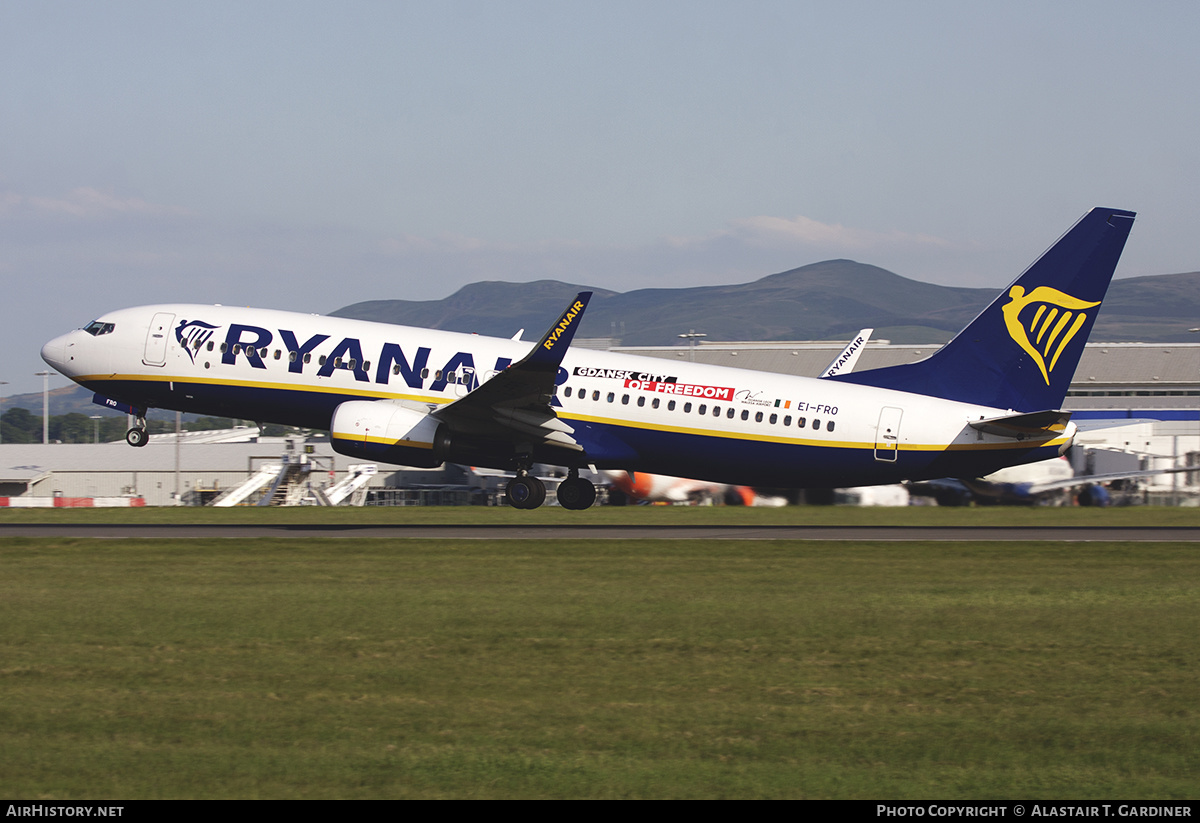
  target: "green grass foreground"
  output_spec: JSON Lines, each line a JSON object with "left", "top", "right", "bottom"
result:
{"left": 1, "top": 503, "right": 1198, "bottom": 527}
{"left": 1, "top": 538, "right": 1197, "bottom": 799}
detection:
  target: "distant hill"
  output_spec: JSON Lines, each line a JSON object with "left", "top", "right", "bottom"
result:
{"left": 332, "top": 261, "right": 1200, "bottom": 346}
{"left": 16, "top": 263, "right": 1200, "bottom": 417}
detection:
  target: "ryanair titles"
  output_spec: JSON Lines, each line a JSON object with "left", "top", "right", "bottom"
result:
{"left": 542, "top": 300, "right": 585, "bottom": 352}
{"left": 179, "top": 320, "right": 525, "bottom": 393}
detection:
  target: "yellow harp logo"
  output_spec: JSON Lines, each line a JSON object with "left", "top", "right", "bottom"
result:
{"left": 1002, "top": 286, "right": 1100, "bottom": 385}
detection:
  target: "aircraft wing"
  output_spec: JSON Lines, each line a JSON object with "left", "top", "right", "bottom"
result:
{"left": 431, "top": 292, "right": 592, "bottom": 453}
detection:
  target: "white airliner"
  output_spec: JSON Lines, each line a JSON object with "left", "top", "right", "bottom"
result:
{"left": 41, "top": 208, "right": 1136, "bottom": 509}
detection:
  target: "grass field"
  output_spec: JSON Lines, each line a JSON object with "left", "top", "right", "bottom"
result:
{"left": 1, "top": 530, "right": 1198, "bottom": 798}
{"left": 1, "top": 503, "right": 1199, "bottom": 526}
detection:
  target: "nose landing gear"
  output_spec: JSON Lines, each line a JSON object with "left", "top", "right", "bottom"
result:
{"left": 125, "top": 415, "right": 149, "bottom": 448}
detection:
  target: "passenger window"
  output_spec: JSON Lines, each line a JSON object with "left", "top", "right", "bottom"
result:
{"left": 421, "top": 368, "right": 429, "bottom": 379}
{"left": 668, "top": 400, "right": 676, "bottom": 411}
{"left": 637, "top": 396, "right": 645, "bottom": 407}
{"left": 274, "top": 350, "right": 281, "bottom": 360}
{"left": 783, "top": 415, "right": 791, "bottom": 426}
{"left": 769, "top": 413, "right": 777, "bottom": 424}
{"left": 827, "top": 421, "right": 835, "bottom": 432}
{"left": 320, "top": 355, "right": 327, "bottom": 366}
{"left": 207, "top": 342, "right": 214, "bottom": 352}
{"left": 304, "top": 353, "right": 312, "bottom": 364}
{"left": 726, "top": 408, "right": 735, "bottom": 419}
{"left": 698, "top": 404, "right": 706, "bottom": 415}
{"left": 392, "top": 364, "right": 401, "bottom": 375}
{"left": 290, "top": 351, "right": 298, "bottom": 362}
{"left": 797, "top": 417, "right": 806, "bottom": 428}
{"left": 713, "top": 406, "right": 720, "bottom": 417}
{"left": 564, "top": 387, "right": 573, "bottom": 398}
{"left": 446, "top": 370, "right": 455, "bottom": 383}
{"left": 755, "top": 411, "right": 763, "bottom": 423}
{"left": 741, "top": 410, "right": 749, "bottom": 421}
{"left": 622, "top": 394, "right": 630, "bottom": 405}
{"left": 652, "top": 398, "right": 660, "bottom": 409}
{"left": 606, "top": 392, "right": 614, "bottom": 403}
{"left": 813, "top": 419, "right": 821, "bottom": 430}
{"left": 592, "top": 390, "right": 600, "bottom": 401}
{"left": 684, "top": 402, "right": 692, "bottom": 413}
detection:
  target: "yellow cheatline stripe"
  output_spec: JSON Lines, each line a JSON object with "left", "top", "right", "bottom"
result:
{"left": 560, "top": 412, "right": 1070, "bottom": 453}
{"left": 86, "top": 374, "right": 1070, "bottom": 454}
{"left": 80, "top": 373, "right": 451, "bottom": 406}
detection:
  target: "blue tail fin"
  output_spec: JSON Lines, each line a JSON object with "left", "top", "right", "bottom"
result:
{"left": 831, "top": 207, "right": 1135, "bottom": 411}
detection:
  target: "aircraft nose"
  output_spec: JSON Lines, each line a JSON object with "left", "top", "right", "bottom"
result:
{"left": 40, "top": 334, "right": 69, "bottom": 372}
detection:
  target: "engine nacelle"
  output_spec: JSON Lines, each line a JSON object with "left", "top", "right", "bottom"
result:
{"left": 330, "top": 400, "right": 449, "bottom": 468}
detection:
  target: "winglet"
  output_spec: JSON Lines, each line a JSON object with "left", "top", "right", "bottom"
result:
{"left": 522, "top": 292, "right": 592, "bottom": 370}
{"left": 821, "top": 329, "right": 873, "bottom": 378}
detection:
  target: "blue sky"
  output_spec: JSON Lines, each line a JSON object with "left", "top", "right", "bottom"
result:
{"left": 2, "top": 1, "right": 1198, "bottom": 395}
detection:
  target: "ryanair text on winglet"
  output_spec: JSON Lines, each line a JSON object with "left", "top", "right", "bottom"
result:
{"left": 543, "top": 301, "right": 585, "bottom": 351}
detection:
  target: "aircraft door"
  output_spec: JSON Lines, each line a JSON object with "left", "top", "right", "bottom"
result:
{"left": 874, "top": 406, "right": 903, "bottom": 462}
{"left": 143, "top": 312, "right": 175, "bottom": 367}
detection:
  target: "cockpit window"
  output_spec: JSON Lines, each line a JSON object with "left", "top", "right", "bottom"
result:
{"left": 83, "top": 321, "right": 116, "bottom": 336}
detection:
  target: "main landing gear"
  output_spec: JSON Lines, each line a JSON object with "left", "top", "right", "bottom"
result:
{"left": 125, "top": 415, "right": 149, "bottom": 448}
{"left": 555, "top": 469, "right": 597, "bottom": 510}
{"left": 506, "top": 471, "right": 546, "bottom": 510}
{"left": 505, "top": 468, "right": 596, "bottom": 510}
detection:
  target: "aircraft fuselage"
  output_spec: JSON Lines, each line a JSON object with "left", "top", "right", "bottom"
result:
{"left": 40, "top": 303, "right": 1072, "bottom": 487}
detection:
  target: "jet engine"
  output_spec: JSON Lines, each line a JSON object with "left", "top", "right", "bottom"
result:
{"left": 330, "top": 400, "right": 450, "bottom": 468}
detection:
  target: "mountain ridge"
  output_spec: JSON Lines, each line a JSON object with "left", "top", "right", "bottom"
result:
{"left": 332, "top": 260, "right": 1200, "bottom": 346}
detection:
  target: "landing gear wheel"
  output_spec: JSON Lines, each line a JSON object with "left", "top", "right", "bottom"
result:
{"left": 556, "top": 476, "right": 597, "bottom": 510}
{"left": 125, "top": 427, "right": 149, "bottom": 448}
{"left": 506, "top": 475, "right": 547, "bottom": 509}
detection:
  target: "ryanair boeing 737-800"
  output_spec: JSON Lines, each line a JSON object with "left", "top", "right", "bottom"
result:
{"left": 40, "top": 207, "right": 1135, "bottom": 509}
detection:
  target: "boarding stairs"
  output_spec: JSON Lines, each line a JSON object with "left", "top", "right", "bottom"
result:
{"left": 313, "top": 464, "right": 377, "bottom": 506}
{"left": 256, "top": 457, "right": 314, "bottom": 506}
{"left": 208, "top": 463, "right": 283, "bottom": 507}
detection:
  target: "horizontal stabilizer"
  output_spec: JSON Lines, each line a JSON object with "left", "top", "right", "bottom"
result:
{"left": 968, "top": 410, "right": 1072, "bottom": 440}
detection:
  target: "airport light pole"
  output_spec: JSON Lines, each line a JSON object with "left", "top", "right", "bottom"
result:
{"left": 0, "top": 381, "right": 7, "bottom": 445}
{"left": 91, "top": 415, "right": 102, "bottom": 444}
{"left": 35, "top": 371, "right": 55, "bottom": 444}
{"left": 678, "top": 330, "right": 706, "bottom": 362}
